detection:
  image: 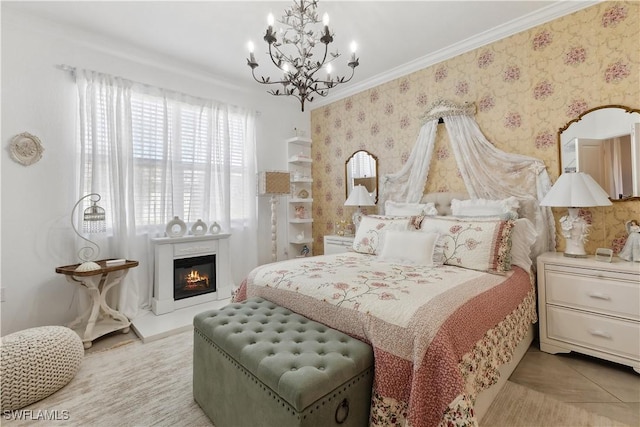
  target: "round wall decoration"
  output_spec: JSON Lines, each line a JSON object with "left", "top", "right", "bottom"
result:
{"left": 10, "top": 132, "right": 44, "bottom": 166}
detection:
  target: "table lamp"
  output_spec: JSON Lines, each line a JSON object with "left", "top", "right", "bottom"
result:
{"left": 71, "top": 193, "right": 106, "bottom": 271}
{"left": 344, "top": 184, "right": 375, "bottom": 231}
{"left": 258, "top": 171, "right": 291, "bottom": 262}
{"left": 540, "top": 172, "right": 612, "bottom": 257}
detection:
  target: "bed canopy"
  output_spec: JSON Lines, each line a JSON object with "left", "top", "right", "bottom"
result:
{"left": 381, "top": 99, "right": 556, "bottom": 257}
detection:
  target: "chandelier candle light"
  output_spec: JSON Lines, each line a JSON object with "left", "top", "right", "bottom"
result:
{"left": 246, "top": 0, "right": 360, "bottom": 112}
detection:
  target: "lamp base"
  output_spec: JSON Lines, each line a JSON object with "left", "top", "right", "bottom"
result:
{"left": 560, "top": 208, "right": 588, "bottom": 258}
{"left": 352, "top": 208, "right": 364, "bottom": 231}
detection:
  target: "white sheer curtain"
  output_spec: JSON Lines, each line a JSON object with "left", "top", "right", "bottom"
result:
{"left": 75, "top": 69, "right": 258, "bottom": 319}
{"left": 381, "top": 101, "right": 555, "bottom": 258}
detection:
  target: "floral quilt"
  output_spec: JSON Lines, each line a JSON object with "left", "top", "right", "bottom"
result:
{"left": 235, "top": 253, "right": 537, "bottom": 427}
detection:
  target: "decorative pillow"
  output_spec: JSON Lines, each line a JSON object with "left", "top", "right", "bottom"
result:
{"left": 378, "top": 230, "right": 440, "bottom": 266}
{"left": 510, "top": 218, "right": 538, "bottom": 272}
{"left": 451, "top": 197, "right": 520, "bottom": 219}
{"left": 419, "top": 216, "right": 515, "bottom": 274}
{"left": 385, "top": 200, "right": 438, "bottom": 216}
{"left": 352, "top": 215, "right": 411, "bottom": 255}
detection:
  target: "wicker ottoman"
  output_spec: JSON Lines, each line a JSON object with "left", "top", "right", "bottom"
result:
{"left": 1, "top": 326, "right": 84, "bottom": 411}
{"left": 193, "top": 297, "right": 374, "bottom": 427}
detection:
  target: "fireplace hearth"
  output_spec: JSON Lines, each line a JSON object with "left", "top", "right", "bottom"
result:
{"left": 174, "top": 254, "right": 216, "bottom": 300}
{"left": 151, "top": 234, "right": 231, "bottom": 315}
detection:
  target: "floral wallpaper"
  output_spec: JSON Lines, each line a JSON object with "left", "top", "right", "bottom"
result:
{"left": 310, "top": 1, "right": 639, "bottom": 256}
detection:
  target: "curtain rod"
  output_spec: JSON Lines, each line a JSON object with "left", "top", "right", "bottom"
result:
{"left": 55, "top": 64, "right": 261, "bottom": 117}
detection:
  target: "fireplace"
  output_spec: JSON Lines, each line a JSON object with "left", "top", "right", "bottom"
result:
{"left": 174, "top": 254, "right": 216, "bottom": 300}
{"left": 151, "top": 234, "right": 231, "bottom": 315}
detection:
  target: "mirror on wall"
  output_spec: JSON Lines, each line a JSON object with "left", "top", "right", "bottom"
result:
{"left": 345, "top": 150, "right": 378, "bottom": 203}
{"left": 559, "top": 105, "right": 640, "bottom": 200}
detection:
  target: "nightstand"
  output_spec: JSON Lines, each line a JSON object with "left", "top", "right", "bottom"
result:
{"left": 537, "top": 252, "right": 639, "bottom": 373}
{"left": 323, "top": 235, "right": 355, "bottom": 255}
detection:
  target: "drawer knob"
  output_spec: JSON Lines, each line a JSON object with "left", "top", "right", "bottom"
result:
{"left": 588, "top": 329, "right": 612, "bottom": 339}
{"left": 587, "top": 292, "right": 611, "bottom": 301}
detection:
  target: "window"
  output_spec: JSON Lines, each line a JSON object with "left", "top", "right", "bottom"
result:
{"left": 81, "top": 89, "right": 250, "bottom": 228}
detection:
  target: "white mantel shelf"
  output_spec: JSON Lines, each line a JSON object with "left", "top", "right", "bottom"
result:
{"left": 151, "top": 233, "right": 231, "bottom": 245}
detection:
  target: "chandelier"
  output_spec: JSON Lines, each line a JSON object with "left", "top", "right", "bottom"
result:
{"left": 246, "top": 0, "right": 360, "bottom": 112}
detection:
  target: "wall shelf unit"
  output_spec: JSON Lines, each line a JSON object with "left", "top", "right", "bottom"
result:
{"left": 287, "top": 136, "right": 313, "bottom": 258}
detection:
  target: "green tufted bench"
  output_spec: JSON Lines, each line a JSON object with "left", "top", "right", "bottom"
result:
{"left": 193, "top": 297, "right": 374, "bottom": 427}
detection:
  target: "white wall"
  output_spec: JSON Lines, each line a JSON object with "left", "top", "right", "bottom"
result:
{"left": 0, "top": 8, "right": 310, "bottom": 335}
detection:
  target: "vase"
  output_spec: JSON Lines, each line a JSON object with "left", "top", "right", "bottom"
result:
{"left": 209, "top": 221, "right": 221, "bottom": 235}
{"left": 166, "top": 216, "right": 186, "bottom": 238}
{"left": 191, "top": 219, "right": 207, "bottom": 236}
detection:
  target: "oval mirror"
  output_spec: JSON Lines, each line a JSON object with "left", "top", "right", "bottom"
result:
{"left": 559, "top": 105, "right": 640, "bottom": 200}
{"left": 345, "top": 150, "right": 378, "bottom": 203}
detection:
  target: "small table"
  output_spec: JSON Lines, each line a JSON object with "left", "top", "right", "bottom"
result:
{"left": 56, "top": 259, "right": 138, "bottom": 349}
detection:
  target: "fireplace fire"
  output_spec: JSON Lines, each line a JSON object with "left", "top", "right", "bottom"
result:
{"left": 174, "top": 254, "right": 216, "bottom": 301}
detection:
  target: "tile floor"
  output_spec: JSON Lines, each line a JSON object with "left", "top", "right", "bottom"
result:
{"left": 510, "top": 342, "right": 640, "bottom": 426}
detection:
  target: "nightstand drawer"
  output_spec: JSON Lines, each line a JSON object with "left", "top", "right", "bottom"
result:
{"left": 324, "top": 235, "right": 354, "bottom": 255}
{"left": 547, "top": 306, "right": 640, "bottom": 361}
{"left": 545, "top": 270, "right": 640, "bottom": 320}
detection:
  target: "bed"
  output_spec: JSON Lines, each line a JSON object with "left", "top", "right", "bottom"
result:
{"left": 235, "top": 193, "right": 541, "bottom": 427}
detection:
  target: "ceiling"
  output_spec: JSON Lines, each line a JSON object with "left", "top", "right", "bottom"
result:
{"left": 3, "top": 1, "right": 595, "bottom": 107}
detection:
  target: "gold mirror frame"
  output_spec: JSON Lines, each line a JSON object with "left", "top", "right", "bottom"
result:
{"left": 558, "top": 104, "right": 640, "bottom": 202}
{"left": 345, "top": 150, "right": 379, "bottom": 203}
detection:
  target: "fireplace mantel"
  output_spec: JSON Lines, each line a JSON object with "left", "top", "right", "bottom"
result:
{"left": 151, "top": 233, "right": 231, "bottom": 315}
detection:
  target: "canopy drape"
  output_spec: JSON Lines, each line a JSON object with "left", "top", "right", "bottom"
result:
{"left": 382, "top": 100, "right": 555, "bottom": 258}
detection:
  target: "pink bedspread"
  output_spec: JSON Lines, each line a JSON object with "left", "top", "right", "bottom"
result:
{"left": 235, "top": 253, "right": 537, "bottom": 427}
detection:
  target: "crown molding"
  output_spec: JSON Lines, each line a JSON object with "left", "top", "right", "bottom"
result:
{"left": 2, "top": 6, "right": 250, "bottom": 93}
{"left": 311, "top": 0, "right": 600, "bottom": 111}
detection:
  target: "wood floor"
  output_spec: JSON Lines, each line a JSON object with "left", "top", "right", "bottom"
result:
{"left": 510, "top": 342, "right": 640, "bottom": 426}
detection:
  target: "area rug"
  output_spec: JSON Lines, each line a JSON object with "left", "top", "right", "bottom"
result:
{"left": 1, "top": 330, "right": 628, "bottom": 427}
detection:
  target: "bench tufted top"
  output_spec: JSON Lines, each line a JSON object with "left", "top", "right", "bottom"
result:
{"left": 194, "top": 297, "right": 374, "bottom": 412}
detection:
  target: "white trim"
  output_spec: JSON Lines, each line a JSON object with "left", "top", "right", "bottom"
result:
{"left": 311, "top": 0, "right": 600, "bottom": 110}
{"left": 2, "top": 7, "right": 250, "bottom": 93}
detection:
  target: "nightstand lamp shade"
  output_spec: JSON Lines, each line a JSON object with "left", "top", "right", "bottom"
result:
{"left": 258, "top": 171, "right": 291, "bottom": 262}
{"left": 344, "top": 185, "right": 375, "bottom": 230}
{"left": 540, "top": 172, "right": 612, "bottom": 257}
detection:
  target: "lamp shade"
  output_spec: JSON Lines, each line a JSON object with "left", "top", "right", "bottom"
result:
{"left": 345, "top": 185, "right": 375, "bottom": 207}
{"left": 258, "top": 171, "right": 291, "bottom": 195}
{"left": 540, "top": 172, "right": 612, "bottom": 208}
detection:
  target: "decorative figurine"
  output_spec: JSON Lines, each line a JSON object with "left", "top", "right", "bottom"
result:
{"left": 618, "top": 219, "right": 640, "bottom": 262}
{"left": 294, "top": 205, "right": 306, "bottom": 219}
{"left": 300, "top": 245, "right": 310, "bottom": 257}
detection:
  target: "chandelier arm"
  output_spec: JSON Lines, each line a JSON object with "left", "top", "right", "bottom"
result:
{"left": 250, "top": 68, "right": 289, "bottom": 86}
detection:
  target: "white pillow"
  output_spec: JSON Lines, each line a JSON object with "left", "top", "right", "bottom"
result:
{"left": 510, "top": 218, "right": 538, "bottom": 272}
{"left": 385, "top": 200, "right": 438, "bottom": 216}
{"left": 352, "top": 215, "right": 411, "bottom": 255}
{"left": 378, "top": 230, "right": 440, "bottom": 266}
{"left": 451, "top": 197, "right": 520, "bottom": 219}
